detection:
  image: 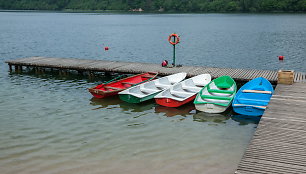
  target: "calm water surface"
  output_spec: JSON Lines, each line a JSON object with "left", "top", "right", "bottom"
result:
{"left": 0, "top": 12, "right": 305, "bottom": 174}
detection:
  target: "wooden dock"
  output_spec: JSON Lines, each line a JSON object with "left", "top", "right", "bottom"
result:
{"left": 4, "top": 56, "right": 306, "bottom": 173}
{"left": 235, "top": 83, "right": 306, "bottom": 174}
{"left": 5, "top": 56, "right": 306, "bottom": 83}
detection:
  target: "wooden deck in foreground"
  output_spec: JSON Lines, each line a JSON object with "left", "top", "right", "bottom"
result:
{"left": 236, "top": 83, "right": 306, "bottom": 174}
{"left": 5, "top": 56, "right": 306, "bottom": 83}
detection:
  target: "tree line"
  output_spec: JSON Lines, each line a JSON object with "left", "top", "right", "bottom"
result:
{"left": 0, "top": 0, "right": 305, "bottom": 12}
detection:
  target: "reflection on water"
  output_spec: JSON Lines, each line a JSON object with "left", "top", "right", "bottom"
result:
{"left": 90, "top": 96, "right": 156, "bottom": 112}
{"left": 119, "top": 101, "right": 156, "bottom": 112}
{"left": 90, "top": 95, "right": 261, "bottom": 126}
{"left": 8, "top": 67, "right": 122, "bottom": 84}
{"left": 154, "top": 103, "right": 195, "bottom": 117}
{"left": 90, "top": 96, "right": 123, "bottom": 109}
{"left": 193, "top": 110, "right": 232, "bottom": 123}
{"left": 231, "top": 115, "right": 261, "bottom": 125}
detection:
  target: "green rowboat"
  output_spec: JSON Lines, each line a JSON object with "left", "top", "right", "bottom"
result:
{"left": 194, "top": 76, "right": 237, "bottom": 113}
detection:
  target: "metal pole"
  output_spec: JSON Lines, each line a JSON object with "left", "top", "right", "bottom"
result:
{"left": 173, "top": 36, "right": 176, "bottom": 67}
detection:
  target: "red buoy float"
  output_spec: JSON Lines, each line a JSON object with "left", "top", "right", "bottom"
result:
{"left": 278, "top": 56, "right": 284, "bottom": 60}
{"left": 161, "top": 60, "right": 168, "bottom": 67}
{"left": 104, "top": 47, "right": 109, "bottom": 51}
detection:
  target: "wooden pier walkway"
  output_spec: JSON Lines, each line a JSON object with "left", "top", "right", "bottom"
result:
{"left": 235, "top": 83, "right": 306, "bottom": 174}
{"left": 5, "top": 56, "right": 306, "bottom": 83}
{"left": 5, "top": 56, "right": 306, "bottom": 173}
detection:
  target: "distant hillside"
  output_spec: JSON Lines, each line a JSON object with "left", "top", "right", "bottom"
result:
{"left": 0, "top": 0, "right": 305, "bottom": 12}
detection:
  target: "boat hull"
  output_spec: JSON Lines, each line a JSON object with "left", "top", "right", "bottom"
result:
{"left": 119, "top": 93, "right": 158, "bottom": 103}
{"left": 194, "top": 76, "right": 237, "bottom": 113}
{"left": 155, "top": 95, "right": 196, "bottom": 107}
{"left": 195, "top": 103, "right": 229, "bottom": 113}
{"left": 88, "top": 88, "right": 122, "bottom": 99}
{"left": 232, "top": 77, "right": 273, "bottom": 116}
{"left": 233, "top": 106, "right": 264, "bottom": 116}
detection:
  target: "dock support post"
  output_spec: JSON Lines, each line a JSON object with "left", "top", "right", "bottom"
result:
{"left": 88, "top": 71, "right": 94, "bottom": 79}
{"left": 59, "top": 69, "right": 67, "bottom": 76}
{"left": 8, "top": 64, "right": 12, "bottom": 71}
{"left": 105, "top": 71, "right": 111, "bottom": 77}
{"left": 15, "top": 65, "right": 22, "bottom": 72}
{"left": 78, "top": 70, "right": 83, "bottom": 76}
{"left": 38, "top": 67, "right": 44, "bottom": 74}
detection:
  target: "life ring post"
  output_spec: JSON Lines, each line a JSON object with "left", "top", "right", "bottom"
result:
{"left": 173, "top": 39, "right": 176, "bottom": 66}
{"left": 168, "top": 33, "right": 180, "bottom": 67}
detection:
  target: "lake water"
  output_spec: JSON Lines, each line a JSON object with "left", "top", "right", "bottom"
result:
{"left": 0, "top": 12, "right": 305, "bottom": 174}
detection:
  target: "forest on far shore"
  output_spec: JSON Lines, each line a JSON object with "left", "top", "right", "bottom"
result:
{"left": 0, "top": 0, "right": 305, "bottom": 12}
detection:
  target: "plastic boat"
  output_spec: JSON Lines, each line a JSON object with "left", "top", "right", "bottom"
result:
{"left": 194, "top": 76, "right": 237, "bottom": 113}
{"left": 88, "top": 72, "right": 158, "bottom": 98}
{"left": 154, "top": 74, "right": 211, "bottom": 107}
{"left": 119, "top": 72, "right": 187, "bottom": 103}
{"left": 232, "top": 77, "right": 273, "bottom": 116}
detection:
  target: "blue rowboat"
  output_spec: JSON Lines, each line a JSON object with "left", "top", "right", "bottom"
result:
{"left": 232, "top": 77, "right": 274, "bottom": 116}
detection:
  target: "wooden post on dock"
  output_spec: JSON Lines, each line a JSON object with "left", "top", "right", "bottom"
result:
{"left": 78, "top": 70, "right": 83, "bottom": 76}
{"left": 88, "top": 71, "right": 94, "bottom": 79}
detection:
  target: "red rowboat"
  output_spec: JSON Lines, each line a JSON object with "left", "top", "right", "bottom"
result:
{"left": 88, "top": 72, "right": 158, "bottom": 99}
{"left": 154, "top": 74, "right": 211, "bottom": 107}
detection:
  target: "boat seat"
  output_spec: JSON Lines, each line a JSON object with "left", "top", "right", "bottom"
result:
{"left": 155, "top": 83, "right": 171, "bottom": 89}
{"left": 208, "top": 88, "right": 235, "bottom": 94}
{"left": 171, "top": 93, "right": 186, "bottom": 98}
{"left": 104, "top": 86, "right": 121, "bottom": 90}
{"left": 140, "top": 88, "right": 159, "bottom": 94}
{"left": 155, "top": 78, "right": 173, "bottom": 88}
{"left": 201, "top": 94, "right": 231, "bottom": 100}
{"left": 242, "top": 90, "right": 272, "bottom": 94}
{"left": 208, "top": 82, "right": 235, "bottom": 94}
{"left": 181, "top": 80, "right": 200, "bottom": 90}
{"left": 122, "top": 82, "right": 136, "bottom": 85}
{"left": 233, "top": 103, "right": 267, "bottom": 109}
{"left": 171, "top": 90, "right": 193, "bottom": 96}
{"left": 238, "top": 98, "right": 270, "bottom": 103}
{"left": 142, "top": 75, "right": 155, "bottom": 78}
{"left": 182, "top": 86, "right": 201, "bottom": 92}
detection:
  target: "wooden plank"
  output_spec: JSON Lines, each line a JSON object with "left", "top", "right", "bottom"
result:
{"left": 233, "top": 104, "right": 267, "bottom": 109}
{"left": 242, "top": 69, "right": 258, "bottom": 81}
{"left": 269, "top": 71, "right": 278, "bottom": 82}
{"left": 242, "top": 90, "right": 272, "bottom": 94}
{"left": 231, "top": 68, "right": 245, "bottom": 79}
{"left": 294, "top": 72, "right": 299, "bottom": 82}
{"left": 104, "top": 86, "right": 121, "bottom": 90}
{"left": 121, "top": 82, "right": 135, "bottom": 85}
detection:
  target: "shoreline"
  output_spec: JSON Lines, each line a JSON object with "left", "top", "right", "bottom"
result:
{"left": 0, "top": 9, "right": 306, "bottom": 14}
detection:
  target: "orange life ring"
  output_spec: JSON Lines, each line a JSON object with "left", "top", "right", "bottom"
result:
{"left": 168, "top": 33, "right": 180, "bottom": 45}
